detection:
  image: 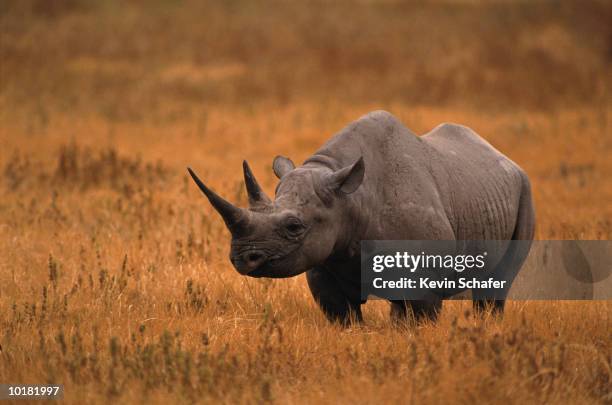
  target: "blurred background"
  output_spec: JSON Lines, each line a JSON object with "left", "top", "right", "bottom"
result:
{"left": 1, "top": 0, "right": 611, "bottom": 236}
{"left": 1, "top": 0, "right": 611, "bottom": 239}
{"left": 1, "top": 0, "right": 610, "bottom": 117}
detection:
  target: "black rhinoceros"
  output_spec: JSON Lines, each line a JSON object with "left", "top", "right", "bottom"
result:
{"left": 188, "top": 111, "right": 535, "bottom": 324}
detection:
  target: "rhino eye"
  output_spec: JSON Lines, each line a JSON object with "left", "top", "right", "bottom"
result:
{"left": 284, "top": 217, "right": 305, "bottom": 236}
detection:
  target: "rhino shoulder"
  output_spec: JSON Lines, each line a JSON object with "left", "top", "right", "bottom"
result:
{"left": 427, "top": 122, "right": 483, "bottom": 142}
{"left": 361, "top": 109, "right": 400, "bottom": 122}
{"left": 351, "top": 110, "right": 419, "bottom": 144}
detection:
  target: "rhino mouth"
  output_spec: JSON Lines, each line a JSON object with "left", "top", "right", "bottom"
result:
{"left": 246, "top": 265, "right": 272, "bottom": 278}
{"left": 246, "top": 256, "right": 287, "bottom": 278}
{"left": 246, "top": 250, "right": 303, "bottom": 278}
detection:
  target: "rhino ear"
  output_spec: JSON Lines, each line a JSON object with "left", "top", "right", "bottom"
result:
{"left": 327, "top": 157, "right": 365, "bottom": 194}
{"left": 272, "top": 155, "right": 295, "bottom": 179}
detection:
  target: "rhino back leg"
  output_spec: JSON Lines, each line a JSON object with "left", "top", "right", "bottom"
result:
{"left": 390, "top": 299, "right": 442, "bottom": 325}
{"left": 306, "top": 267, "right": 362, "bottom": 326}
{"left": 473, "top": 172, "right": 535, "bottom": 316}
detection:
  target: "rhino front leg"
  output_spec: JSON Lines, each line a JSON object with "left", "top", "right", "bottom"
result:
{"left": 306, "top": 267, "right": 362, "bottom": 326}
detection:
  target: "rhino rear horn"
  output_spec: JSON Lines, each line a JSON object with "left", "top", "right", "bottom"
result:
{"left": 187, "top": 167, "right": 245, "bottom": 229}
{"left": 243, "top": 160, "right": 271, "bottom": 206}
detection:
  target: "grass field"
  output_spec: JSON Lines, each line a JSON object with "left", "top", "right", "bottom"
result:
{"left": 1, "top": 0, "right": 611, "bottom": 403}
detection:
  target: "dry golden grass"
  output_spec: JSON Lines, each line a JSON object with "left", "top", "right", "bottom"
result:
{"left": 1, "top": 0, "right": 611, "bottom": 403}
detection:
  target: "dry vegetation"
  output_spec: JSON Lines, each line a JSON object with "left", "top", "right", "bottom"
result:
{"left": 0, "top": 0, "right": 611, "bottom": 403}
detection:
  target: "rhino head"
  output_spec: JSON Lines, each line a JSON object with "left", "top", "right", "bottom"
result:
{"left": 188, "top": 156, "right": 364, "bottom": 278}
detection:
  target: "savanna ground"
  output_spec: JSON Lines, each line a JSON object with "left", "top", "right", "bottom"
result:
{"left": 0, "top": 0, "right": 611, "bottom": 403}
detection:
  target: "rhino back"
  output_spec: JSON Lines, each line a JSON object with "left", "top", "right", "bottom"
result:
{"left": 310, "top": 111, "right": 456, "bottom": 240}
{"left": 307, "top": 112, "right": 526, "bottom": 242}
{"left": 421, "top": 123, "right": 525, "bottom": 241}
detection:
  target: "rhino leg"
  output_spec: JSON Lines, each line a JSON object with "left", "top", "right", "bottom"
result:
{"left": 306, "top": 267, "right": 362, "bottom": 326}
{"left": 472, "top": 173, "right": 535, "bottom": 317}
{"left": 390, "top": 299, "right": 442, "bottom": 324}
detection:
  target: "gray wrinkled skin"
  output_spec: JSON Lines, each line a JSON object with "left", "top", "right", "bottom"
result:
{"left": 188, "top": 111, "right": 535, "bottom": 325}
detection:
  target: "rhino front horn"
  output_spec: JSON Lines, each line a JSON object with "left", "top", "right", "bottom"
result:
{"left": 187, "top": 167, "right": 245, "bottom": 229}
{"left": 243, "top": 160, "right": 271, "bottom": 206}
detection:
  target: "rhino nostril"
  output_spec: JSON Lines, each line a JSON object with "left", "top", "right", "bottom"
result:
{"left": 246, "top": 252, "right": 264, "bottom": 264}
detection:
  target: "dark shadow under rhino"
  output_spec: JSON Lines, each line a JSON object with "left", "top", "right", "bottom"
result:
{"left": 188, "top": 111, "right": 535, "bottom": 325}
